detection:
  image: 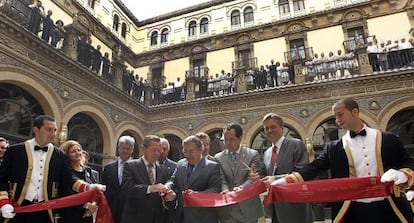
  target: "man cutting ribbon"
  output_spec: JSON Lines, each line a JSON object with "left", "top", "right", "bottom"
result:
{"left": 262, "top": 98, "right": 414, "bottom": 223}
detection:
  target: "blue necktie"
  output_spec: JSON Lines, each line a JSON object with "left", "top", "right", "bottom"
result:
{"left": 187, "top": 164, "right": 194, "bottom": 183}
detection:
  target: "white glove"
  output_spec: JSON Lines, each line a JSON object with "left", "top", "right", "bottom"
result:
{"left": 1, "top": 204, "right": 15, "bottom": 219}
{"left": 381, "top": 168, "right": 408, "bottom": 185}
{"left": 88, "top": 183, "right": 106, "bottom": 192}
{"left": 271, "top": 177, "right": 287, "bottom": 186}
{"left": 406, "top": 191, "right": 414, "bottom": 201}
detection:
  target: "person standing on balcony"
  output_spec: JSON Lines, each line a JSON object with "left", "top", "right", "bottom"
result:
{"left": 366, "top": 37, "right": 380, "bottom": 72}
{"left": 41, "top": 10, "right": 53, "bottom": 44}
{"left": 28, "top": 1, "right": 44, "bottom": 35}
{"left": 269, "top": 59, "right": 278, "bottom": 87}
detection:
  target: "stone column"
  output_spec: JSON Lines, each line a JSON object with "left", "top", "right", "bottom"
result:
{"left": 293, "top": 61, "right": 305, "bottom": 84}
{"left": 144, "top": 83, "right": 153, "bottom": 106}
{"left": 185, "top": 76, "right": 196, "bottom": 100}
{"left": 111, "top": 60, "right": 126, "bottom": 91}
{"left": 355, "top": 48, "right": 373, "bottom": 74}
{"left": 62, "top": 24, "right": 80, "bottom": 61}
{"left": 62, "top": 18, "right": 89, "bottom": 61}
{"left": 235, "top": 68, "right": 246, "bottom": 93}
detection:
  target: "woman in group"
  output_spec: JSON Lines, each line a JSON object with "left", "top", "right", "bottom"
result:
{"left": 59, "top": 140, "right": 98, "bottom": 223}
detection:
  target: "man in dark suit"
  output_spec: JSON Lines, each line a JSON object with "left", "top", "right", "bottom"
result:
{"left": 261, "top": 113, "right": 314, "bottom": 223}
{"left": 0, "top": 115, "right": 104, "bottom": 223}
{"left": 265, "top": 98, "right": 414, "bottom": 223}
{"left": 195, "top": 132, "right": 216, "bottom": 162}
{"left": 159, "top": 138, "right": 177, "bottom": 223}
{"left": 159, "top": 138, "right": 177, "bottom": 177}
{"left": 122, "top": 135, "right": 175, "bottom": 223}
{"left": 166, "top": 135, "right": 221, "bottom": 223}
{"left": 102, "top": 135, "right": 135, "bottom": 223}
{"left": 214, "top": 123, "right": 265, "bottom": 223}
{"left": 0, "top": 137, "right": 8, "bottom": 166}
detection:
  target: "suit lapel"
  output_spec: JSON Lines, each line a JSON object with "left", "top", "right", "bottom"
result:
{"left": 138, "top": 158, "right": 152, "bottom": 185}
{"left": 188, "top": 158, "right": 205, "bottom": 186}
{"left": 263, "top": 147, "right": 272, "bottom": 175}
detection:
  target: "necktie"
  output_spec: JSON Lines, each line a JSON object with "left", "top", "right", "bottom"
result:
{"left": 350, "top": 129, "right": 367, "bottom": 138}
{"left": 271, "top": 145, "right": 278, "bottom": 168}
{"left": 34, "top": 145, "right": 48, "bottom": 152}
{"left": 147, "top": 163, "right": 155, "bottom": 185}
{"left": 119, "top": 161, "right": 125, "bottom": 185}
{"left": 187, "top": 164, "right": 194, "bottom": 183}
{"left": 232, "top": 152, "right": 238, "bottom": 162}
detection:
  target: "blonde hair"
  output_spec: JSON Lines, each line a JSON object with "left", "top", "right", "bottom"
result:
{"left": 60, "top": 140, "right": 86, "bottom": 165}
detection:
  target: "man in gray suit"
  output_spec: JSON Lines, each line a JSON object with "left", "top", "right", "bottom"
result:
{"left": 166, "top": 135, "right": 221, "bottom": 223}
{"left": 215, "top": 123, "right": 265, "bottom": 223}
{"left": 261, "top": 113, "right": 314, "bottom": 223}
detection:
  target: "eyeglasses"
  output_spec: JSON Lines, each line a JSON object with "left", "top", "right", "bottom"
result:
{"left": 182, "top": 149, "right": 199, "bottom": 154}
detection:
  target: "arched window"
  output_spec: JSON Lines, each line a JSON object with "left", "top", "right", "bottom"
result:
{"left": 87, "top": 0, "right": 95, "bottom": 9}
{"left": 113, "top": 14, "right": 119, "bottom": 32}
{"left": 150, "top": 31, "right": 158, "bottom": 46}
{"left": 200, "top": 18, "right": 209, "bottom": 34}
{"left": 188, "top": 20, "right": 197, "bottom": 37}
{"left": 279, "top": 0, "right": 290, "bottom": 15}
{"left": 293, "top": 0, "right": 305, "bottom": 11}
{"left": 231, "top": 10, "right": 241, "bottom": 26}
{"left": 121, "top": 22, "right": 127, "bottom": 38}
{"left": 161, "top": 28, "right": 169, "bottom": 44}
{"left": 244, "top": 7, "right": 254, "bottom": 23}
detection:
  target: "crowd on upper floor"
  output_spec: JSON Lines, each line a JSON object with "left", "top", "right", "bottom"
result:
{"left": 366, "top": 36, "right": 414, "bottom": 72}
{"left": 20, "top": 4, "right": 414, "bottom": 106}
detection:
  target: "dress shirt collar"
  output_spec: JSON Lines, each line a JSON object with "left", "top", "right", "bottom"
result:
{"left": 273, "top": 136, "right": 285, "bottom": 151}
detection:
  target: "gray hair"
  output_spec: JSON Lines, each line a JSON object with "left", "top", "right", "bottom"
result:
{"left": 118, "top": 135, "right": 135, "bottom": 148}
{"left": 143, "top": 135, "right": 161, "bottom": 147}
{"left": 160, "top": 138, "right": 170, "bottom": 150}
{"left": 182, "top": 135, "right": 204, "bottom": 151}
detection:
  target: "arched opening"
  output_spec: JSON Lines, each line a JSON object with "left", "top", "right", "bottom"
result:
{"left": 164, "top": 134, "right": 183, "bottom": 162}
{"left": 67, "top": 113, "right": 103, "bottom": 170}
{"left": 231, "top": 10, "right": 241, "bottom": 26}
{"left": 386, "top": 109, "right": 414, "bottom": 154}
{"left": 121, "top": 22, "right": 127, "bottom": 38}
{"left": 0, "top": 83, "right": 45, "bottom": 144}
{"left": 113, "top": 14, "right": 119, "bottom": 32}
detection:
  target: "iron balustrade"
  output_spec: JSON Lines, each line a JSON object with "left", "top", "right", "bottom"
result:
{"left": 232, "top": 57, "right": 258, "bottom": 70}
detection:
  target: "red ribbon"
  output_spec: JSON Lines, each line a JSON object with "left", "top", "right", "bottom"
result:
{"left": 264, "top": 176, "right": 395, "bottom": 205}
{"left": 14, "top": 189, "right": 112, "bottom": 223}
{"left": 183, "top": 181, "right": 267, "bottom": 207}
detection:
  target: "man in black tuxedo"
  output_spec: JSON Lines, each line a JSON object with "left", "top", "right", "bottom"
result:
{"left": 102, "top": 135, "right": 135, "bottom": 223}
{"left": 265, "top": 98, "right": 414, "bottom": 223}
{"left": 0, "top": 115, "right": 104, "bottom": 223}
{"left": 122, "top": 135, "right": 175, "bottom": 223}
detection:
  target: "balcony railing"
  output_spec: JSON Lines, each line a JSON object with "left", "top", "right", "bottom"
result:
{"left": 343, "top": 35, "right": 375, "bottom": 52}
{"left": 0, "top": 0, "right": 31, "bottom": 27}
{"left": 284, "top": 46, "right": 313, "bottom": 63}
{"left": 232, "top": 57, "right": 258, "bottom": 70}
{"left": 185, "top": 66, "right": 209, "bottom": 80}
